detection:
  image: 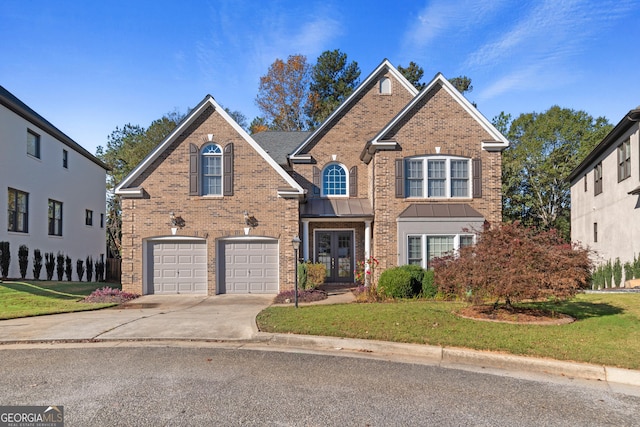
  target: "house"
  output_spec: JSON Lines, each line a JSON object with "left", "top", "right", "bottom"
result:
{"left": 0, "top": 85, "right": 108, "bottom": 279}
{"left": 115, "top": 60, "right": 508, "bottom": 295}
{"left": 569, "top": 107, "right": 640, "bottom": 269}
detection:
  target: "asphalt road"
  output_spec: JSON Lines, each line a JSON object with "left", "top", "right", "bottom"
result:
{"left": 1, "top": 344, "right": 639, "bottom": 426}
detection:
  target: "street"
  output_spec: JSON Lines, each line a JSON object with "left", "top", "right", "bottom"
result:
{"left": 1, "top": 344, "right": 638, "bottom": 426}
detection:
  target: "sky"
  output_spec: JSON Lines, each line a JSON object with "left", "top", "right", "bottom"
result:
{"left": 2, "top": 0, "right": 639, "bottom": 156}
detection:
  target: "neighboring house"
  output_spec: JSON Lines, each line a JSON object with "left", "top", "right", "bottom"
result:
{"left": 115, "top": 60, "right": 508, "bottom": 295}
{"left": 0, "top": 85, "right": 108, "bottom": 279}
{"left": 569, "top": 107, "right": 640, "bottom": 269}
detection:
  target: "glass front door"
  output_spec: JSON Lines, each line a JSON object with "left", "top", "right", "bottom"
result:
{"left": 315, "top": 231, "right": 354, "bottom": 283}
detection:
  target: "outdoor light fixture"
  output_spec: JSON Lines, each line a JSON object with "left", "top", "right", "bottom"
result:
{"left": 292, "top": 236, "right": 301, "bottom": 308}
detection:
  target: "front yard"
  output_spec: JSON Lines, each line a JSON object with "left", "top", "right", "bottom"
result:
{"left": 0, "top": 280, "right": 120, "bottom": 319}
{"left": 257, "top": 292, "right": 640, "bottom": 370}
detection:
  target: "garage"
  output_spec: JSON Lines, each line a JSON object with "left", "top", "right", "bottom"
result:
{"left": 148, "top": 240, "right": 208, "bottom": 294}
{"left": 219, "top": 239, "right": 279, "bottom": 294}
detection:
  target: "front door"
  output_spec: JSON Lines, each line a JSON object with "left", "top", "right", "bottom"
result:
{"left": 315, "top": 231, "right": 354, "bottom": 283}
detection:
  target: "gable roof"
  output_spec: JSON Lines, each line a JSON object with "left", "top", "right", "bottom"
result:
{"left": 568, "top": 106, "right": 640, "bottom": 183}
{"left": 253, "top": 131, "right": 310, "bottom": 167}
{"left": 362, "top": 73, "right": 509, "bottom": 162}
{"left": 114, "top": 95, "right": 305, "bottom": 198}
{"left": 288, "top": 59, "right": 419, "bottom": 162}
{"left": 0, "top": 85, "right": 108, "bottom": 170}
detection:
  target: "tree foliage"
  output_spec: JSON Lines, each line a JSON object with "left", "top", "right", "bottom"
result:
{"left": 255, "top": 54, "right": 313, "bottom": 131}
{"left": 434, "top": 222, "right": 593, "bottom": 309}
{"left": 308, "top": 49, "right": 361, "bottom": 127}
{"left": 500, "top": 106, "right": 612, "bottom": 240}
{"left": 397, "top": 61, "right": 473, "bottom": 95}
{"left": 96, "top": 112, "right": 183, "bottom": 257}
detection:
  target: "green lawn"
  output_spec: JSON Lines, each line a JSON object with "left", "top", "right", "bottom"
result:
{"left": 0, "top": 281, "right": 119, "bottom": 319}
{"left": 257, "top": 293, "right": 640, "bottom": 370}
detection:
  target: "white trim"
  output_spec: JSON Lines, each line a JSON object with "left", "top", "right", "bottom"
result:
{"left": 405, "top": 155, "right": 472, "bottom": 199}
{"left": 289, "top": 59, "right": 418, "bottom": 161}
{"left": 115, "top": 96, "right": 304, "bottom": 196}
{"left": 405, "top": 232, "right": 475, "bottom": 269}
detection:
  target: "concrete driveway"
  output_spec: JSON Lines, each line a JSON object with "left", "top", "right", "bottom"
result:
{"left": 0, "top": 294, "right": 274, "bottom": 343}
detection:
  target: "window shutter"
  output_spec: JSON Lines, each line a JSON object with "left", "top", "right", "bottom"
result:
{"left": 472, "top": 158, "right": 482, "bottom": 198}
{"left": 349, "top": 166, "right": 358, "bottom": 197}
{"left": 395, "top": 158, "right": 404, "bottom": 198}
{"left": 313, "top": 166, "right": 320, "bottom": 195}
{"left": 223, "top": 143, "right": 234, "bottom": 196}
{"left": 189, "top": 143, "right": 199, "bottom": 195}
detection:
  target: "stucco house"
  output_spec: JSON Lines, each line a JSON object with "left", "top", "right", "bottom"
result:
{"left": 0, "top": 85, "right": 108, "bottom": 279}
{"left": 569, "top": 107, "right": 640, "bottom": 269}
{"left": 115, "top": 60, "right": 508, "bottom": 295}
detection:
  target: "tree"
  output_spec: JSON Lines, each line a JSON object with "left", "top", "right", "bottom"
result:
{"left": 249, "top": 116, "right": 270, "bottom": 134}
{"left": 96, "top": 112, "right": 183, "bottom": 257}
{"left": 397, "top": 61, "right": 473, "bottom": 95}
{"left": 255, "top": 54, "right": 313, "bottom": 131}
{"left": 223, "top": 106, "right": 247, "bottom": 131}
{"left": 308, "top": 49, "right": 361, "bottom": 127}
{"left": 500, "top": 106, "right": 612, "bottom": 240}
{"left": 434, "top": 222, "right": 592, "bottom": 309}
{"left": 448, "top": 76, "right": 473, "bottom": 94}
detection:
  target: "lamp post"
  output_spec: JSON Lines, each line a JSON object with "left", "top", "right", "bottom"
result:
{"left": 292, "top": 236, "right": 301, "bottom": 308}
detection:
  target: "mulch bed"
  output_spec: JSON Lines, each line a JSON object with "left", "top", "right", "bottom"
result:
{"left": 458, "top": 305, "right": 575, "bottom": 325}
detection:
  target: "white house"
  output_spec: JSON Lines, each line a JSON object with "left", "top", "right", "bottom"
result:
{"left": 0, "top": 85, "right": 108, "bottom": 280}
{"left": 569, "top": 106, "right": 640, "bottom": 268}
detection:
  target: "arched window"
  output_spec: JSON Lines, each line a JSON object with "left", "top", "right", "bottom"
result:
{"left": 201, "top": 144, "right": 222, "bottom": 195}
{"left": 379, "top": 77, "right": 391, "bottom": 94}
{"left": 322, "top": 163, "right": 347, "bottom": 196}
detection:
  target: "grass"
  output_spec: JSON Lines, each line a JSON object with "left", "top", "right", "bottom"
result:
{"left": 0, "top": 280, "right": 120, "bottom": 319}
{"left": 256, "top": 293, "right": 640, "bottom": 370}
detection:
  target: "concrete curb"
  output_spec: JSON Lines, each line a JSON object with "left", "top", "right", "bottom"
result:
{"left": 258, "top": 332, "right": 640, "bottom": 388}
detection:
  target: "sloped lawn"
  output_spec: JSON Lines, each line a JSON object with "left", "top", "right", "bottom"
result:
{"left": 257, "top": 293, "right": 640, "bottom": 370}
{"left": 0, "top": 281, "right": 119, "bottom": 319}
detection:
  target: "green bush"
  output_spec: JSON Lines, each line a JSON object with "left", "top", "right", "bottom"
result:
{"left": 297, "top": 262, "right": 308, "bottom": 290}
{"left": 613, "top": 258, "right": 622, "bottom": 287}
{"left": 56, "top": 252, "right": 65, "bottom": 281}
{"left": 624, "top": 261, "right": 634, "bottom": 284}
{"left": 86, "top": 256, "right": 94, "bottom": 282}
{"left": 0, "top": 241, "right": 10, "bottom": 279}
{"left": 378, "top": 266, "right": 422, "bottom": 299}
{"left": 306, "top": 263, "right": 326, "bottom": 289}
{"left": 45, "top": 252, "right": 55, "bottom": 280}
{"left": 18, "top": 245, "right": 29, "bottom": 279}
{"left": 634, "top": 254, "right": 640, "bottom": 280}
{"left": 64, "top": 256, "right": 72, "bottom": 281}
{"left": 76, "top": 259, "right": 85, "bottom": 282}
{"left": 33, "top": 249, "right": 43, "bottom": 280}
{"left": 603, "top": 260, "right": 613, "bottom": 288}
{"left": 421, "top": 269, "right": 437, "bottom": 298}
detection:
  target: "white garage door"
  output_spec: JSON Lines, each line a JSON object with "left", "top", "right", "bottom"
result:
{"left": 151, "top": 241, "right": 207, "bottom": 294}
{"left": 221, "top": 240, "right": 279, "bottom": 294}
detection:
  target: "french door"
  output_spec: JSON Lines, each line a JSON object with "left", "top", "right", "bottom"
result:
{"left": 315, "top": 230, "right": 354, "bottom": 283}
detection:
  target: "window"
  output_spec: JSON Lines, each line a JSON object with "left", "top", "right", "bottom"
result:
{"left": 405, "top": 156, "right": 471, "bottom": 198}
{"left": 63, "top": 149, "right": 68, "bottom": 168}
{"left": 7, "top": 188, "right": 28, "bottom": 233}
{"left": 27, "top": 130, "right": 40, "bottom": 158}
{"left": 100, "top": 213, "right": 104, "bottom": 228}
{"left": 407, "top": 234, "right": 474, "bottom": 269}
{"left": 322, "top": 164, "right": 347, "bottom": 196}
{"left": 48, "top": 199, "right": 63, "bottom": 236}
{"left": 201, "top": 144, "right": 222, "bottom": 195}
{"left": 594, "top": 222, "right": 598, "bottom": 243}
{"left": 584, "top": 174, "right": 587, "bottom": 192}
{"left": 85, "top": 209, "right": 93, "bottom": 226}
{"left": 618, "top": 139, "right": 631, "bottom": 182}
{"left": 379, "top": 77, "right": 391, "bottom": 94}
{"left": 594, "top": 162, "right": 603, "bottom": 195}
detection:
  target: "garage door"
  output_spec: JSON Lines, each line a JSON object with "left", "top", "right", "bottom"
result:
{"left": 151, "top": 241, "right": 207, "bottom": 294}
{"left": 221, "top": 240, "right": 279, "bottom": 294}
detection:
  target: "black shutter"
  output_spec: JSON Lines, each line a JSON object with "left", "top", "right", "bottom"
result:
{"left": 395, "top": 158, "right": 404, "bottom": 198}
{"left": 223, "top": 143, "right": 234, "bottom": 196}
{"left": 189, "top": 143, "right": 199, "bottom": 195}
{"left": 349, "top": 166, "right": 358, "bottom": 197}
{"left": 313, "top": 166, "right": 320, "bottom": 195}
{"left": 472, "top": 158, "right": 482, "bottom": 198}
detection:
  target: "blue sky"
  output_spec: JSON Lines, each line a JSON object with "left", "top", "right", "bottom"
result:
{"left": 2, "top": 0, "right": 639, "bottom": 155}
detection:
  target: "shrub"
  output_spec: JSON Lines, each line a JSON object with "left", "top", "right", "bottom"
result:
{"left": 624, "top": 261, "right": 634, "bottom": 284}
{"left": 297, "top": 262, "right": 308, "bottom": 290}
{"left": 603, "top": 260, "right": 613, "bottom": 288}
{"left": 434, "top": 222, "right": 592, "bottom": 308}
{"left": 33, "top": 249, "right": 43, "bottom": 280}
{"left": 592, "top": 265, "right": 605, "bottom": 290}
{"left": 86, "top": 256, "right": 94, "bottom": 282}
{"left": 95, "top": 259, "right": 105, "bottom": 282}
{"left": 45, "top": 252, "right": 55, "bottom": 280}
{"left": 0, "top": 241, "right": 10, "bottom": 279}
{"left": 273, "top": 288, "right": 327, "bottom": 304}
{"left": 355, "top": 257, "right": 380, "bottom": 287}
{"left": 18, "top": 245, "right": 29, "bottom": 279}
{"left": 613, "top": 258, "right": 622, "bottom": 287}
{"left": 64, "top": 256, "right": 72, "bottom": 281}
{"left": 56, "top": 252, "right": 65, "bottom": 281}
{"left": 82, "top": 286, "right": 138, "bottom": 304}
{"left": 421, "top": 269, "right": 437, "bottom": 298}
{"left": 378, "top": 266, "right": 420, "bottom": 299}
{"left": 634, "top": 254, "right": 640, "bottom": 280}
{"left": 306, "top": 263, "right": 327, "bottom": 289}
{"left": 76, "top": 259, "right": 85, "bottom": 282}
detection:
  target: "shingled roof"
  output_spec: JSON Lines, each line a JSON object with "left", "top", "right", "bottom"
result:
{"left": 252, "top": 131, "right": 310, "bottom": 167}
